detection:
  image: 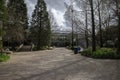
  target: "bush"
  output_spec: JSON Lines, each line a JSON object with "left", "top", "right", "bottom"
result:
{"left": 81, "top": 48, "right": 120, "bottom": 59}
{"left": 81, "top": 48, "right": 92, "bottom": 57}
{"left": 92, "top": 48, "right": 117, "bottom": 59}
{"left": 0, "top": 53, "right": 10, "bottom": 62}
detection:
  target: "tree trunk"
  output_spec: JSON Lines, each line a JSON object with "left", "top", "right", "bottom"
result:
{"left": 117, "top": 14, "right": 120, "bottom": 54}
{"left": 85, "top": 10, "right": 89, "bottom": 48}
{"left": 98, "top": 0, "right": 103, "bottom": 47}
{"left": 90, "top": 0, "right": 96, "bottom": 51}
{"left": 116, "top": 0, "right": 120, "bottom": 54}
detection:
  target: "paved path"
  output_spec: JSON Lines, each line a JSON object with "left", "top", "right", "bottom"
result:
{"left": 0, "top": 48, "right": 120, "bottom": 80}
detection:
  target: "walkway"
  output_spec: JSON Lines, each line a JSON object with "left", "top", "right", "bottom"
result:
{"left": 0, "top": 48, "right": 120, "bottom": 80}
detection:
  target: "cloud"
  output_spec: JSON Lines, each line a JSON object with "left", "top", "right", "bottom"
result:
{"left": 25, "top": 0, "right": 37, "bottom": 18}
{"left": 45, "top": 0, "right": 66, "bottom": 12}
{"left": 25, "top": 0, "right": 67, "bottom": 27}
{"left": 51, "top": 8, "right": 65, "bottom": 26}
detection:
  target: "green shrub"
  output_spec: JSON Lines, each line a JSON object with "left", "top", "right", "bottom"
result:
{"left": 81, "top": 48, "right": 120, "bottom": 59}
{"left": 81, "top": 48, "right": 92, "bottom": 57}
{"left": 92, "top": 48, "right": 117, "bottom": 59}
{"left": 0, "top": 53, "right": 10, "bottom": 62}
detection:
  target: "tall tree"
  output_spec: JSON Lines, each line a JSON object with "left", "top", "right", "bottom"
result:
{"left": 64, "top": 4, "right": 75, "bottom": 49}
{"left": 115, "top": 0, "right": 120, "bottom": 54}
{"left": 0, "top": 0, "right": 7, "bottom": 49}
{"left": 30, "top": 0, "right": 51, "bottom": 50}
{"left": 5, "top": 0, "right": 28, "bottom": 44}
{"left": 85, "top": 10, "right": 89, "bottom": 48}
{"left": 89, "top": 0, "right": 96, "bottom": 51}
{"left": 97, "top": 0, "right": 103, "bottom": 47}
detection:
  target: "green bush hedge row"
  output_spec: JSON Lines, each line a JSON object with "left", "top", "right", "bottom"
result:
{"left": 81, "top": 48, "right": 120, "bottom": 59}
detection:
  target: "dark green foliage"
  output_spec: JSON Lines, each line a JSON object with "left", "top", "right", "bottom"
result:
{"left": 0, "top": 0, "right": 7, "bottom": 49}
{"left": 96, "top": 26, "right": 118, "bottom": 48}
{"left": 81, "top": 48, "right": 92, "bottom": 57}
{"left": 30, "top": 0, "right": 51, "bottom": 50}
{"left": 0, "top": 53, "right": 10, "bottom": 62}
{"left": 81, "top": 48, "right": 120, "bottom": 59}
{"left": 92, "top": 48, "right": 117, "bottom": 59}
{"left": 103, "top": 26, "right": 118, "bottom": 42}
{"left": 7, "top": 0, "right": 28, "bottom": 25}
{"left": 0, "top": 0, "right": 7, "bottom": 21}
{"left": 4, "top": 0, "right": 28, "bottom": 43}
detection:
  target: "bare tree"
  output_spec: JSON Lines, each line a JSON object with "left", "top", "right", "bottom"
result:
{"left": 89, "top": 0, "right": 96, "bottom": 51}
{"left": 97, "top": 0, "right": 103, "bottom": 47}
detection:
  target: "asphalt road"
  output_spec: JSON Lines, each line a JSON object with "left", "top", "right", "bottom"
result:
{"left": 0, "top": 48, "right": 120, "bottom": 80}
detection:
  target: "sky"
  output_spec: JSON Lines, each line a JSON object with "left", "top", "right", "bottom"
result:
{"left": 25, "top": 0, "right": 71, "bottom": 30}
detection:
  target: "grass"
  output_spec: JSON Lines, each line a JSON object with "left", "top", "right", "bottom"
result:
{"left": 81, "top": 48, "right": 120, "bottom": 59}
{"left": 0, "top": 53, "right": 10, "bottom": 62}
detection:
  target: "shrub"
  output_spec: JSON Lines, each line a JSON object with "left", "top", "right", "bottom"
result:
{"left": 0, "top": 53, "right": 10, "bottom": 62}
{"left": 81, "top": 48, "right": 120, "bottom": 59}
{"left": 92, "top": 48, "right": 117, "bottom": 59}
{"left": 81, "top": 48, "right": 92, "bottom": 57}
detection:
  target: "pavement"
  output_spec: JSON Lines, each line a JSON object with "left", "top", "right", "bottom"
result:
{"left": 0, "top": 48, "right": 120, "bottom": 80}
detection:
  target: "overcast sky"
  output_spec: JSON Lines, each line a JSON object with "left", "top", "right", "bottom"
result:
{"left": 25, "top": 0, "right": 71, "bottom": 30}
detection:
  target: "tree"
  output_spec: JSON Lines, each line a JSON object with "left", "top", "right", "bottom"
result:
{"left": 89, "top": 0, "right": 96, "bottom": 51}
{"left": 64, "top": 2, "right": 78, "bottom": 49}
{"left": 115, "top": 0, "right": 120, "bottom": 54}
{"left": 0, "top": 0, "right": 7, "bottom": 21}
{"left": 64, "top": 0, "right": 91, "bottom": 48}
{"left": 5, "top": 0, "right": 28, "bottom": 45}
{"left": 97, "top": 0, "right": 103, "bottom": 47}
{"left": 0, "top": 0, "right": 7, "bottom": 50}
{"left": 30, "top": 0, "right": 51, "bottom": 50}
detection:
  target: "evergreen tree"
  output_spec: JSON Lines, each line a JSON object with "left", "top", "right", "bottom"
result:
{"left": 30, "top": 0, "right": 51, "bottom": 50}
{"left": 0, "top": 0, "right": 7, "bottom": 49}
{"left": 0, "top": 0, "right": 6, "bottom": 21}
{"left": 5, "top": 0, "right": 28, "bottom": 44}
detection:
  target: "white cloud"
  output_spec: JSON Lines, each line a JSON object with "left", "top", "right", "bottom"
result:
{"left": 25, "top": 0, "right": 70, "bottom": 29}
{"left": 51, "top": 8, "right": 65, "bottom": 26}
{"left": 25, "top": 0, "right": 37, "bottom": 19}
